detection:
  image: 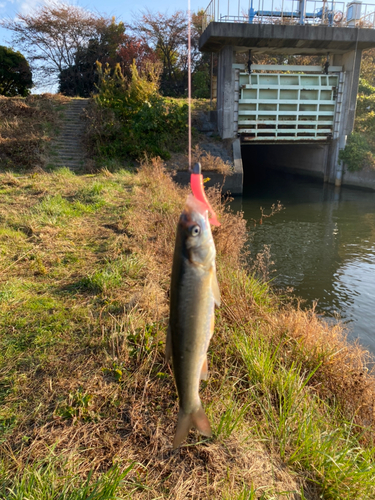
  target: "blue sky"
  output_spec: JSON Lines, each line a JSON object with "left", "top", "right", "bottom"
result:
{"left": 0, "top": 0, "right": 206, "bottom": 48}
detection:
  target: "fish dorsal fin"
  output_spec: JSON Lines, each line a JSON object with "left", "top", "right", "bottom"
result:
{"left": 210, "top": 265, "right": 221, "bottom": 307}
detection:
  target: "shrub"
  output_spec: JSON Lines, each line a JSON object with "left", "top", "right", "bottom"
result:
{"left": 89, "top": 62, "right": 188, "bottom": 161}
{"left": 192, "top": 66, "right": 210, "bottom": 99}
{"left": 339, "top": 132, "right": 375, "bottom": 172}
{"left": 358, "top": 77, "right": 375, "bottom": 96}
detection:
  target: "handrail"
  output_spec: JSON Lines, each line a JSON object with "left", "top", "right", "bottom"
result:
{"left": 202, "top": 0, "right": 375, "bottom": 31}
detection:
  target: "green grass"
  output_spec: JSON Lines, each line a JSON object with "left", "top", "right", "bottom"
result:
{"left": 0, "top": 458, "right": 135, "bottom": 500}
{"left": 235, "top": 327, "right": 375, "bottom": 498}
{"left": 75, "top": 255, "right": 146, "bottom": 294}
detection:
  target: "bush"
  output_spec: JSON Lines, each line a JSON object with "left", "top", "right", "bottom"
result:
{"left": 90, "top": 62, "right": 188, "bottom": 161}
{"left": 192, "top": 66, "right": 210, "bottom": 99}
{"left": 358, "top": 78, "right": 375, "bottom": 96}
{"left": 339, "top": 132, "right": 375, "bottom": 172}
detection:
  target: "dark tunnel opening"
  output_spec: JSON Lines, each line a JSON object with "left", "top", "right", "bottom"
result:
{"left": 240, "top": 143, "right": 328, "bottom": 189}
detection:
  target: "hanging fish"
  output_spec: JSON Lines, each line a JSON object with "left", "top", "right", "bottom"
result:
{"left": 166, "top": 169, "right": 220, "bottom": 449}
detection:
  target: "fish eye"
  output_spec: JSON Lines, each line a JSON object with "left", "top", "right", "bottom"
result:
{"left": 190, "top": 225, "right": 201, "bottom": 237}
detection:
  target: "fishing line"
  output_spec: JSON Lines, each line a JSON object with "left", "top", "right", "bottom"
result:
{"left": 188, "top": 0, "right": 192, "bottom": 171}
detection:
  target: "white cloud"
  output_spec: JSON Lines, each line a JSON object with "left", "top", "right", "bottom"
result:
{"left": 18, "top": 0, "right": 46, "bottom": 15}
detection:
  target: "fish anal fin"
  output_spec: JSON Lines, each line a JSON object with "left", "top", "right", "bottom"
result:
{"left": 165, "top": 325, "right": 172, "bottom": 363}
{"left": 173, "top": 406, "right": 212, "bottom": 450}
{"left": 200, "top": 356, "right": 209, "bottom": 381}
{"left": 210, "top": 312, "right": 215, "bottom": 339}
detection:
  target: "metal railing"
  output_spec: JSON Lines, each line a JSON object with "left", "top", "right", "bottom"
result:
{"left": 355, "top": 9, "right": 375, "bottom": 26}
{"left": 202, "top": 0, "right": 375, "bottom": 31}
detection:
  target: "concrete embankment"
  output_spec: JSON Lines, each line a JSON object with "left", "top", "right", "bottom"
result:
{"left": 241, "top": 143, "right": 375, "bottom": 192}
{"left": 171, "top": 110, "right": 244, "bottom": 195}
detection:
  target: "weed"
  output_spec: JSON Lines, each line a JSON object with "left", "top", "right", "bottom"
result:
{"left": 55, "top": 387, "right": 95, "bottom": 422}
{"left": 102, "top": 361, "right": 126, "bottom": 383}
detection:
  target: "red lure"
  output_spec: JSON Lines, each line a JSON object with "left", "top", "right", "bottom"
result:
{"left": 190, "top": 163, "right": 220, "bottom": 227}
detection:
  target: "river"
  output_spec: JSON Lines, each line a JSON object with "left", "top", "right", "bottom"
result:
{"left": 230, "top": 167, "right": 375, "bottom": 353}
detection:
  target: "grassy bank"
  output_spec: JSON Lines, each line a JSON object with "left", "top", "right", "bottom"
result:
{"left": 0, "top": 94, "right": 68, "bottom": 171}
{"left": 1, "top": 161, "right": 375, "bottom": 499}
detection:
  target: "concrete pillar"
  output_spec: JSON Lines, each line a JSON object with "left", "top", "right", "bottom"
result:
{"left": 217, "top": 46, "right": 235, "bottom": 139}
{"left": 329, "top": 46, "right": 362, "bottom": 186}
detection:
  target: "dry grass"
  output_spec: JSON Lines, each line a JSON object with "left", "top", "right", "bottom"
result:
{"left": 0, "top": 94, "right": 69, "bottom": 171}
{"left": 165, "top": 145, "right": 233, "bottom": 177}
{"left": 0, "top": 160, "right": 375, "bottom": 499}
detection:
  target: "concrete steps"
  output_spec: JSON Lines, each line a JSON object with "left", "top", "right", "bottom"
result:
{"left": 49, "top": 98, "right": 89, "bottom": 170}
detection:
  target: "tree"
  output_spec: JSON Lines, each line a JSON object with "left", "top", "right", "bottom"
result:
{"left": 1, "top": 2, "right": 110, "bottom": 85}
{"left": 191, "top": 10, "right": 211, "bottom": 99}
{"left": 0, "top": 46, "right": 33, "bottom": 96}
{"left": 131, "top": 10, "right": 188, "bottom": 95}
{"left": 58, "top": 18, "right": 127, "bottom": 97}
{"left": 117, "top": 36, "right": 158, "bottom": 80}
{"left": 361, "top": 49, "right": 375, "bottom": 86}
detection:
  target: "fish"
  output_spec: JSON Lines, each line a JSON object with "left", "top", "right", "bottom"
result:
{"left": 166, "top": 193, "right": 220, "bottom": 449}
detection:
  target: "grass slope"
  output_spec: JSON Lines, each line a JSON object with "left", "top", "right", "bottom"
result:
{"left": 0, "top": 94, "right": 69, "bottom": 171}
{"left": 0, "top": 162, "right": 375, "bottom": 499}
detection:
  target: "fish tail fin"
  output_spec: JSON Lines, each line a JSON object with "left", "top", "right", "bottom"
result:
{"left": 173, "top": 405, "right": 212, "bottom": 449}
{"left": 192, "top": 406, "right": 212, "bottom": 437}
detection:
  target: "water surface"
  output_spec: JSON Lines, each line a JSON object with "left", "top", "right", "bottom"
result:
{"left": 230, "top": 168, "right": 375, "bottom": 352}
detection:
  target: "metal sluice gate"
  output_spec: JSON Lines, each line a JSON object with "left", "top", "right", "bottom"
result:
{"left": 234, "top": 65, "right": 344, "bottom": 142}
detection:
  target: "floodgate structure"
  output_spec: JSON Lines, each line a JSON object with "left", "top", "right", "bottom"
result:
{"left": 199, "top": 0, "right": 375, "bottom": 192}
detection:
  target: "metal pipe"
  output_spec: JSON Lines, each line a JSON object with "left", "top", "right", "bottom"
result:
{"left": 210, "top": 52, "right": 213, "bottom": 107}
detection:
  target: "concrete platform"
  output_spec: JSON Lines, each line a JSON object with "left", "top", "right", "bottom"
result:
{"left": 200, "top": 22, "right": 375, "bottom": 54}
{"left": 172, "top": 138, "right": 244, "bottom": 195}
{"left": 173, "top": 170, "right": 243, "bottom": 195}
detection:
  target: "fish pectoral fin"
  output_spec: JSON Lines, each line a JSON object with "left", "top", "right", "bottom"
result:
{"left": 173, "top": 406, "right": 212, "bottom": 449}
{"left": 165, "top": 325, "right": 172, "bottom": 363}
{"left": 200, "top": 355, "right": 209, "bottom": 381}
{"left": 210, "top": 266, "right": 221, "bottom": 307}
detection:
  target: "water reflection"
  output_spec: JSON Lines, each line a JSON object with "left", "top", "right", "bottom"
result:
{"left": 230, "top": 169, "right": 375, "bottom": 352}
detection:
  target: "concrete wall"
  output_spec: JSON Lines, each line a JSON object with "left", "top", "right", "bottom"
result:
{"left": 327, "top": 49, "right": 363, "bottom": 186}
{"left": 173, "top": 139, "right": 243, "bottom": 195}
{"left": 173, "top": 170, "right": 242, "bottom": 195}
{"left": 241, "top": 143, "right": 375, "bottom": 191}
{"left": 217, "top": 46, "right": 235, "bottom": 139}
{"left": 342, "top": 169, "right": 375, "bottom": 191}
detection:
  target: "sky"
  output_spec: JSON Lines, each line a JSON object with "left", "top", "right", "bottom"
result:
{"left": 0, "top": 0, "right": 206, "bottom": 47}
{"left": 0, "top": 0, "right": 207, "bottom": 91}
